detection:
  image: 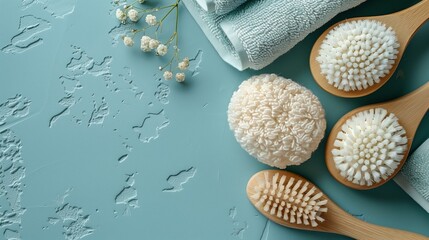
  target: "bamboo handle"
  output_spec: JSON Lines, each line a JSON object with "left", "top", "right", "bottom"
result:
{"left": 380, "top": 81, "right": 429, "bottom": 134}
{"left": 378, "top": 0, "right": 429, "bottom": 41}
{"left": 399, "top": 0, "right": 429, "bottom": 22}
{"left": 396, "top": 0, "right": 429, "bottom": 35}
{"left": 352, "top": 221, "right": 429, "bottom": 240}
{"left": 325, "top": 205, "right": 429, "bottom": 240}
{"left": 393, "top": 81, "right": 429, "bottom": 111}
{"left": 416, "top": 81, "right": 429, "bottom": 111}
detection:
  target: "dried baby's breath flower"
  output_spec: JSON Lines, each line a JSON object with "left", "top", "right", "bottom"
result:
{"left": 176, "top": 72, "right": 185, "bottom": 82}
{"left": 123, "top": 36, "right": 134, "bottom": 47}
{"left": 182, "top": 57, "right": 189, "bottom": 65}
{"left": 149, "top": 39, "right": 160, "bottom": 49}
{"left": 156, "top": 44, "right": 168, "bottom": 56}
{"left": 127, "top": 9, "right": 139, "bottom": 22}
{"left": 145, "top": 14, "right": 157, "bottom": 26}
{"left": 140, "top": 36, "right": 151, "bottom": 52}
{"left": 163, "top": 71, "right": 173, "bottom": 80}
{"left": 114, "top": 0, "right": 191, "bottom": 84}
{"left": 116, "top": 9, "right": 126, "bottom": 23}
{"left": 178, "top": 57, "right": 189, "bottom": 70}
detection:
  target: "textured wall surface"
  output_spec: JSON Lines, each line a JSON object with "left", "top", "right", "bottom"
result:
{"left": 0, "top": 0, "right": 428, "bottom": 239}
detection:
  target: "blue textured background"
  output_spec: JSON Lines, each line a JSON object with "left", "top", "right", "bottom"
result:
{"left": 0, "top": 0, "right": 428, "bottom": 239}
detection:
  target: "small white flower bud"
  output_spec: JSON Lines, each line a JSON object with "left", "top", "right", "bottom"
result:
{"left": 178, "top": 62, "right": 188, "bottom": 70}
{"left": 127, "top": 9, "right": 139, "bottom": 22}
{"left": 178, "top": 58, "right": 190, "bottom": 70}
{"left": 116, "top": 9, "right": 127, "bottom": 23}
{"left": 163, "top": 71, "right": 173, "bottom": 80}
{"left": 149, "top": 39, "right": 159, "bottom": 49}
{"left": 140, "top": 35, "right": 151, "bottom": 52}
{"left": 145, "top": 14, "right": 157, "bottom": 26}
{"left": 156, "top": 44, "right": 168, "bottom": 56}
{"left": 176, "top": 73, "right": 185, "bottom": 82}
{"left": 123, "top": 36, "right": 134, "bottom": 47}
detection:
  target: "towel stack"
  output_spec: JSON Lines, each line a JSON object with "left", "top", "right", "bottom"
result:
{"left": 183, "top": 0, "right": 366, "bottom": 70}
{"left": 395, "top": 138, "right": 429, "bottom": 213}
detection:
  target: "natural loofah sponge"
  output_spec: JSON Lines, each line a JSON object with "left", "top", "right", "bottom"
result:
{"left": 228, "top": 74, "right": 326, "bottom": 169}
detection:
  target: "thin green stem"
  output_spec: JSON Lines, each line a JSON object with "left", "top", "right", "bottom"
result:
{"left": 160, "top": 54, "right": 176, "bottom": 71}
{"left": 132, "top": 4, "right": 175, "bottom": 12}
{"left": 165, "top": 32, "right": 177, "bottom": 45}
{"left": 158, "top": 4, "right": 176, "bottom": 25}
{"left": 129, "top": 25, "right": 151, "bottom": 37}
{"left": 127, "top": 0, "right": 139, "bottom": 7}
{"left": 156, "top": 1, "right": 178, "bottom": 39}
{"left": 175, "top": 3, "right": 179, "bottom": 47}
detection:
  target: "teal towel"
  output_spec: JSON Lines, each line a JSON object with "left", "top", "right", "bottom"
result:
{"left": 195, "top": 0, "right": 248, "bottom": 14}
{"left": 183, "top": 0, "right": 366, "bottom": 70}
{"left": 395, "top": 138, "right": 429, "bottom": 213}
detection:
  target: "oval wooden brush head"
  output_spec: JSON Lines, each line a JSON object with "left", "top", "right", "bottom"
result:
{"left": 310, "top": 0, "right": 429, "bottom": 98}
{"left": 326, "top": 82, "right": 429, "bottom": 190}
{"left": 247, "top": 170, "right": 429, "bottom": 239}
{"left": 246, "top": 170, "right": 329, "bottom": 231}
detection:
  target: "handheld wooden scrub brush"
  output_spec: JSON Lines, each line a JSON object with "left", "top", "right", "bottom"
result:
{"left": 247, "top": 170, "right": 429, "bottom": 239}
{"left": 310, "top": 0, "right": 429, "bottom": 98}
{"left": 326, "top": 82, "right": 429, "bottom": 190}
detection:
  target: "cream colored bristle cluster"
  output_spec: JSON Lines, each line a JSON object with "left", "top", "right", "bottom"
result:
{"left": 332, "top": 108, "right": 408, "bottom": 186}
{"left": 317, "top": 20, "right": 399, "bottom": 91}
{"left": 250, "top": 172, "right": 328, "bottom": 227}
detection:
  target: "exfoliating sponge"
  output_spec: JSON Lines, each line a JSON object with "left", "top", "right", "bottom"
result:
{"left": 227, "top": 74, "right": 326, "bottom": 169}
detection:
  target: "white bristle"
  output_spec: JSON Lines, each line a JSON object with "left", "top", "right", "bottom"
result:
{"left": 317, "top": 20, "right": 399, "bottom": 92}
{"left": 252, "top": 172, "right": 328, "bottom": 227}
{"left": 332, "top": 108, "right": 408, "bottom": 186}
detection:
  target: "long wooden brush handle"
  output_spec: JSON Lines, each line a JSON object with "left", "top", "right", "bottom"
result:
{"left": 393, "top": 0, "right": 429, "bottom": 37}
{"left": 401, "top": 0, "right": 429, "bottom": 27}
{"left": 393, "top": 81, "right": 429, "bottom": 111}
{"left": 353, "top": 222, "right": 429, "bottom": 240}
{"left": 329, "top": 212, "right": 429, "bottom": 239}
{"left": 323, "top": 204, "right": 429, "bottom": 239}
{"left": 381, "top": 81, "right": 429, "bottom": 136}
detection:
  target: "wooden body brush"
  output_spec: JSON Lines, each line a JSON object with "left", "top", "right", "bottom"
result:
{"left": 247, "top": 170, "right": 429, "bottom": 239}
{"left": 310, "top": 0, "right": 429, "bottom": 97}
{"left": 326, "top": 82, "right": 429, "bottom": 190}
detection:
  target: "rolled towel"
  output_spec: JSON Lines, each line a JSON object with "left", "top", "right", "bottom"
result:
{"left": 183, "top": 0, "right": 366, "bottom": 70}
{"left": 395, "top": 138, "right": 429, "bottom": 213}
{"left": 195, "top": 0, "right": 248, "bottom": 14}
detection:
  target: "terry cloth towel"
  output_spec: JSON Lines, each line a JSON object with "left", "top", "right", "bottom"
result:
{"left": 195, "top": 0, "right": 248, "bottom": 14}
{"left": 395, "top": 138, "right": 429, "bottom": 213}
{"left": 182, "top": 0, "right": 366, "bottom": 70}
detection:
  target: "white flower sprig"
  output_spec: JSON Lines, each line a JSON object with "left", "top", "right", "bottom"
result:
{"left": 115, "top": 0, "right": 190, "bottom": 83}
